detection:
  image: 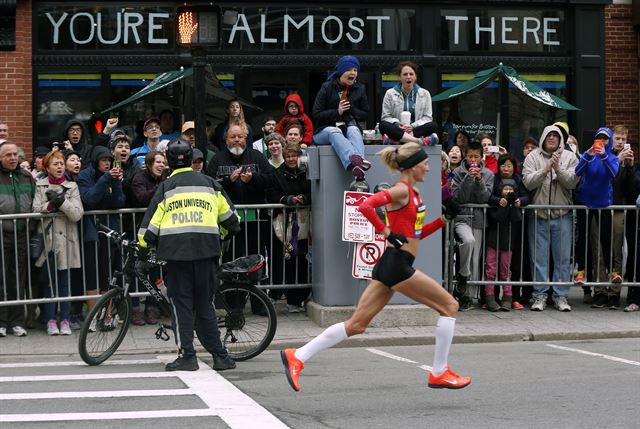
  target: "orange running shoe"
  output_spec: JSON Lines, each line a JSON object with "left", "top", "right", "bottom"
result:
{"left": 280, "top": 348, "right": 304, "bottom": 392}
{"left": 428, "top": 368, "right": 471, "bottom": 389}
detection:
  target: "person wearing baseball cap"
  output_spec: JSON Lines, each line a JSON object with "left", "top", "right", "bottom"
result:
{"left": 181, "top": 121, "right": 196, "bottom": 147}
{"left": 131, "top": 117, "right": 162, "bottom": 165}
{"left": 191, "top": 148, "right": 205, "bottom": 173}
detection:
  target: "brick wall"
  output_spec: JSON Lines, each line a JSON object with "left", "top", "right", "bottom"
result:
{"left": 0, "top": 0, "right": 32, "bottom": 159}
{"left": 605, "top": 3, "right": 639, "bottom": 151}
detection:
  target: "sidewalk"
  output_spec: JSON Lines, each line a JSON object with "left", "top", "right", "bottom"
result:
{"left": 1, "top": 289, "right": 638, "bottom": 357}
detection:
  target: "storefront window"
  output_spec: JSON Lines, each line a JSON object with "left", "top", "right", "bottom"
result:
{"left": 36, "top": 73, "right": 104, "bottom": 148}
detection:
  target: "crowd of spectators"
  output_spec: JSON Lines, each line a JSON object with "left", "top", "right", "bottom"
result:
{"left": 1, "top": 56, "right": 640, "bottom": 339}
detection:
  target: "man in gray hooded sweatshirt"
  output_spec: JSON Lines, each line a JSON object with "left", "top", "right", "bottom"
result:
{"left": 522, "top": 124, "right": 580, "bottom": 312}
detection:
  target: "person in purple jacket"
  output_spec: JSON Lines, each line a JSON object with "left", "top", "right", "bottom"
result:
{"left": 573, "top": 127, "right": 619, "bottom": 296}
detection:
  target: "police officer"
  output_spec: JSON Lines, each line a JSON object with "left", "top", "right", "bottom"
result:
{"left": 137, "top": 138, "right": 240, "bottom": 371}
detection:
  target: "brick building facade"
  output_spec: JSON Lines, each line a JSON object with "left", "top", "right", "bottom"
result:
{"left": 0, "top": 0, "right": 32, "bottom": 159}
{"left": 605, "top": 1, "right": 639, "bottom": 147}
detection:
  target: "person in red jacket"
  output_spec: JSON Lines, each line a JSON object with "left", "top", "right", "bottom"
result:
{"left": 275, "top": 94, "right": 314, "bottom": 146}
{"left": 280, "top": 142, "right": 470, "bottom": 392}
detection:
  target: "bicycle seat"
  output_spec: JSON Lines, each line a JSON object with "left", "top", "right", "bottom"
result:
{"left": 220, "top": 255, "right": 266, "bottom": 283}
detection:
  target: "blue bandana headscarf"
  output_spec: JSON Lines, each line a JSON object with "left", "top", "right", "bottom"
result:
{"left": 327, "top": 55, "right": 361, "bottom": 81}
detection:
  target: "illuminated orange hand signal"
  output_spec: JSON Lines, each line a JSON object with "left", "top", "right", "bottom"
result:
{"left": 178, "top": 11, "right": 199, "bottom": 44}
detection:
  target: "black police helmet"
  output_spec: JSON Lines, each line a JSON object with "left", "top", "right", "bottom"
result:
{"left": 166, "top": 137, "right": 193, "bottom": 169}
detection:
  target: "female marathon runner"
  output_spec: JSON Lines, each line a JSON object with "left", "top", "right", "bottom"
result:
{"left": 281, "top": 142, "right": 471, "bottom": 392}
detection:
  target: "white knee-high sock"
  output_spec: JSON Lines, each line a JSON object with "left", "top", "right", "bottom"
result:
{"left": 295, "top": 322, "right": 348, "bottom": 363}
{"left": 432, "top": 316, "right": 456, "bottom": 376}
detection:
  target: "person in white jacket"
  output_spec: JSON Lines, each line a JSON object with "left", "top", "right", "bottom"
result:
{"left": 380, "top": 61, "right": 439, "bottom": 146}
{"left": 522, "top": 124, "right": 579, "bottom": 312}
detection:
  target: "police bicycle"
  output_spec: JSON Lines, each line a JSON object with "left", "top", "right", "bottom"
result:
{"left": 78, "top": 224, "right": 277, "bottom": 365}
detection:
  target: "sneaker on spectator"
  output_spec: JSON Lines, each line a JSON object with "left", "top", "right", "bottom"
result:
{"left": 59, "top": 319, "right": 72, "bottom": 335}
{"left": 145, "top": 307, "right": 160, "bottom": 325}
{"left": 131, "top": 309, "right": 146, "bottom": 326}
{"left": 624, "top": 303, "right": 640, "bottom": 312}
{"left": 554, "top": 296, "right": 571, "bottom": 312}
{"left": 574, "top": 271, "right": 586, "bottom": 285}
{"left": 608, "top": 295, "right": 620, "bottom": 310}
{"left": 419, "top": 133, "right": 439, "bottom": 147}
{"left": 46, "top": 320, "right": 59, "bottom": 336}
{"left": 511, "top": 301, "right": 525, "bottom": 310}
{"left": 530, "top": 295, "right": 546, "bottom": 311}
{"left": 459, "top": 297, "right": 474, "bottom": 312}
{"left": 350, "top": 165, "right": 366, "bottom": 180}
{"left": 69, "top": 317, "right": 82, "bottom": 331}
{"left": 591, "top": 294, "right": 608, "bottom": 308}
{"left": 287, "top": 304, "right": 304, "bottom": 314}
{"left": 12, "top": 325, "right": 27, "bottom": 337}
{"left": 0, "top": 327, "right": 6, "bottom": 337}
{"left": 348, "top": 154, "right": 371, "bottom": 171}
{"left": 610, "top": 272, "right": 622, "bottom": 284}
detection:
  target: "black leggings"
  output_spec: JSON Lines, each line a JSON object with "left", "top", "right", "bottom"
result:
{"left": 379, "top": 120, "right": 439, "bottom": 142}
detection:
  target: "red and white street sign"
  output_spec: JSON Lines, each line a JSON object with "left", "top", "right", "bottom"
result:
{"left": 352, "top": 234, "right": 386, "bottom": 279}
{"left": 342, "top": 191, "right": 374, "bottom": 243}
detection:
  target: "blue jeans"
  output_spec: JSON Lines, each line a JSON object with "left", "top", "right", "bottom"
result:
{"left": 42, "top": 269, "right": 71, "bottom": 321}
{"left": 527, "top": 213, "right": 572, "bottom": 298}
{"left": 314, "top": 126, "right": 364, "bottom": 169}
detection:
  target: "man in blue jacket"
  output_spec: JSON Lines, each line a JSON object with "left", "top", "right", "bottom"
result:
{"left": 573, "top": 127, "right": 619, "bottom": 306}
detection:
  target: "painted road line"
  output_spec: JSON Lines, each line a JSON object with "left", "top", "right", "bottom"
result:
{"left": 178, "top": 361, "right": 290, "bottom": 429}
{"left": 0, "top": 409, "right": 219, "bottom": 422}
{"left": 0, "top": 359, "right": 161, "bottom": 369}
{"left": 0, "top": 389, "right": 193, "bottom": 400}
{"left": 546, "top": 344, "right": 640, "bottom": 366}
{"left": 0, "top": 371, "right": 178, "bottom": 383}
{"left": 367, "top": 348, "right": 433, "bottom": 371}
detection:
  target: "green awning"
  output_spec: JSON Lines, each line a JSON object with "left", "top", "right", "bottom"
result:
{"left": 101, "top": 69, "right": 193, "bottom": 114}
{"left": 432, "top": 64, "right": 579, "bottom": 111}
{"left": 101, "top": 67, "right": 262, "bottom": 114}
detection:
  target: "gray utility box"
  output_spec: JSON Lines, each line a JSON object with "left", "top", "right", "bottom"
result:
{"left": 307, "top": 145, "right": 443, "bottom": 306}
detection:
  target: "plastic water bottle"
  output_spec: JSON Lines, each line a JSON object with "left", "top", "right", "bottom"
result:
{"left": 155, "top": 278, "right": 168, "bottom": 300}
{"left": 374, "top": 122, "right": 381, "bottom": 140}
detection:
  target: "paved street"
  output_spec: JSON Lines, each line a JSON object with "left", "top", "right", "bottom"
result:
{"left": 1, "top": 338, "right": 638, "bottom": 428}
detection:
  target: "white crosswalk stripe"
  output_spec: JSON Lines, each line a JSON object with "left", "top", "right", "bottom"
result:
{"left": 0, "top": 356, "right": 290, "bottom": 428}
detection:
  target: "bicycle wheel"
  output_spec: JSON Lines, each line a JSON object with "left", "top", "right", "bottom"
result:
{"left": 215, "top": 283, "right": 277, "bottom": 361}
{"left": 78, "top": 288, "right": 132, "bottom": 365}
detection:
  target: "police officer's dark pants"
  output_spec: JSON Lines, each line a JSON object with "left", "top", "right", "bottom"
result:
{"left": 166, "top": 258, "right": 227, "bottom": 358}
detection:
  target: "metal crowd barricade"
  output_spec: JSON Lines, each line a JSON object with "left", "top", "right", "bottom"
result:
{"left": 0, "top": 204, "right": 312, "bottom": 307}
{"left": 443, "top": 203, "right": 640, "bottom": 295}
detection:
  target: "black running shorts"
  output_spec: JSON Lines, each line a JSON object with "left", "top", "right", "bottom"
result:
{"left": 372, "top": 247, "right": 416, "bottom": 287}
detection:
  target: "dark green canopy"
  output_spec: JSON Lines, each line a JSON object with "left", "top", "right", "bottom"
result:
{"left": 432, "top": 64, "right": 579, "bottom": 111}
{"left": 101, "top": 67, "right": 261, "bottom": 114}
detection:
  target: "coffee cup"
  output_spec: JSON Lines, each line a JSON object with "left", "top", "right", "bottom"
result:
{"left": 400, "top": 111, "right": 411, "bottom": 125}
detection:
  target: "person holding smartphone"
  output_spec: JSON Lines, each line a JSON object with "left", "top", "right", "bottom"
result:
{"left": 606, "top": 125, "right": 637, "bottom": 308}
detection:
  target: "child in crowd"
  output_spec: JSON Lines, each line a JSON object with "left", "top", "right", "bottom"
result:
{"left": 451, "top": 141, "right": 494, "bottom": 310}
{"left": 275, "top": 94, "right": 314, "bottom": 146}
{"left": 484, "top": 154, "right": 530, "bottom": 311}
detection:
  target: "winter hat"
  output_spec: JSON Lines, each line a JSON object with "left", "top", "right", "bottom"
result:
{"left": 192, "top": 148, "right": 205, "bottom": 161}
{"left": 62, "top": 149, "right": 82, "bottom": 160}
{"left": 553, "top": 121, "right": 570, "bottom": 144}
{"left": 498, "top": 178, "right": 517, "bottom": 194}
{"left": 34, "top": 146, "right": 50, "bottom": 157}
{"left": 327, "top": 55, "right": 360, "bottom": 81}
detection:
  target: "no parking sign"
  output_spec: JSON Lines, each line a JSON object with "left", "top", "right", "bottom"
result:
{"left": 352, "top": 234, "right": 386, "bottom": 279}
